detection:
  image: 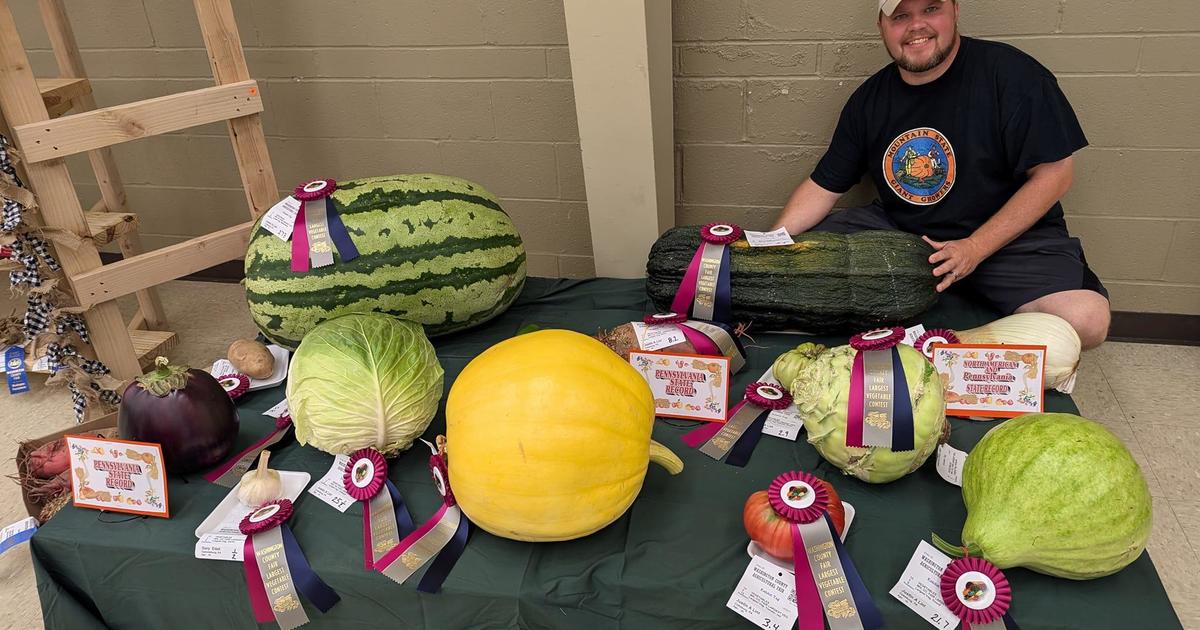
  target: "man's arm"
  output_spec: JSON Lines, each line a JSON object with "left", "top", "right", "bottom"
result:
{"left": 771, "top": 178, "right": 844, "bottom": 234}
{"left": 925, "top": 155, "right": 1075, "bottom": 292}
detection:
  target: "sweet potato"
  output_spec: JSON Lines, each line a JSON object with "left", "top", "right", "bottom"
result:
{"left": 595, "top": 323, "right": 698, "bottom": 361}
{"left": 27, "top": 438, "right": 69, "bottom": 479}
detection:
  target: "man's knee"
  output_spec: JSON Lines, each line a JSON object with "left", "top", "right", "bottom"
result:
{"left": 1017, "top": 291, "right": 1110, "bottom": 350}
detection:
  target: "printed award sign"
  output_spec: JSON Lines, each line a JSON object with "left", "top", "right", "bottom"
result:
{"left": 933, "top": 344, "right": 1046, "bottom": 419}
{"left": 65, "top": 435, "right": 169, "bottom": 518}
{"left": 629, "top": 351, "right": 730, "bottom": 422}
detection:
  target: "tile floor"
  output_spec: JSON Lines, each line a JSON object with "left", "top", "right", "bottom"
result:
{"left": 0, "top": 281, "right": 1196, "bottom": 629}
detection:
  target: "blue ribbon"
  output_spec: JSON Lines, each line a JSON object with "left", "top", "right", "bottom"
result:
{"left": 889, "top": 346, "right": 915, "bottom": 452}
{"left": 0, "top": 523, "right": 35, "bottom": 556}
{"left": 724, "top": 409, "right": 769, "bottom": 468}
{"left": 827, "top": 513, "right": 884, "bottom": 630}
{"left": 280, "top": 525, "right": 340, "bottom": 613}
{"left": 1003, "top": 613, "right": 1022, "bottom": 629}
{"left": 714, "top": 245, "right": 733, "bottom": 323}
{"left": 5, "top": 346, "right": 29, "bottom": 395}
{"left": 324, "top": 197, "right": 359, "bottom": 263}
{"left": 386, "top": 479, "right": 417, "bottom": 538}
{"left": 416, "top": 514, "right": 471, "bottom": 594}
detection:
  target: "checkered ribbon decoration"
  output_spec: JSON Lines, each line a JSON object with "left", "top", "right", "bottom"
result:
{"left": 54, "top": 313, "right": 90, "bottom": 343}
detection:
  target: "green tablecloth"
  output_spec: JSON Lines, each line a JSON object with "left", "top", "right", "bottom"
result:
{"left": 32, "top": 278, "right": 1181, "bottom": 629}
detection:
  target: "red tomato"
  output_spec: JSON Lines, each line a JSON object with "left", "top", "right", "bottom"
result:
{"left": 742, "top": 480, "right": 846, "bottom": 561}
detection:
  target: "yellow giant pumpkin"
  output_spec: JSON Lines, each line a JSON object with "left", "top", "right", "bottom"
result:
{"left": 446, "top": 329, "right": 683, "bottom": 542}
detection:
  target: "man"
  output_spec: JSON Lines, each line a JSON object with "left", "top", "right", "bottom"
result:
{"left": 772, "top": 0, "right": 1110, "bottom": 348}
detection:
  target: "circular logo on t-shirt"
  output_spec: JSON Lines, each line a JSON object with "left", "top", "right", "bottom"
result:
{"left": 883, "top": 127, "right": 956, "bottom": 205}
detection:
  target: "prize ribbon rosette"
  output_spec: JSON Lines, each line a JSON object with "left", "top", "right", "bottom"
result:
{"left": 683, "top": 382, "right": 792, "bottom": 467}
{"left": 343, "top": 448, "right": 416, "bottom": 570}
{"left": 216, "top": 372, "right": 250, "bottom": 400}
{"left": 373, "top": 436, "right": 471, "bottom": 593}
{"left": 239, "top": 499, "right": 339, "bottom": 630}
{"left": 914, "top": 328, "right": 960, "bottom": 360}
{"left": 767, "top": 472, "right": 883, "bottom": 630}
{"left": 669, "top": 223, "right": 741, "bottom": 323}
{"left": 940, "top": 556, "right": 1021, "bottom": 629}
{"left": 204, "top": 414, "right": 294, "bottom": 487}
{"left": 289, "top": 178, "right": 359, "bottom": 273}
{"left": 846, "top": 327, "right": 916, "bottom": 451}
{"left": 642, "top": 312, "right": 747, "bottom": 373}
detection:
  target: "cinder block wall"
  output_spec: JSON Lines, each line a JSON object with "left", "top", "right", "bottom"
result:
{"left": 9, "top": 0, "right": 594, "bottom": 279}
{"left": 674, "top": 0, "right": 1200, "bottom": 315}
{"left": 7, "top": 1, "right": 1199, "bottom": 313}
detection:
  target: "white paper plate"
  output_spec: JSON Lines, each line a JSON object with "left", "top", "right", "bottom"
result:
{"left": 746, "top": 501, "right": 855, "bottom": 572}
{"left": 247, "top": 345, "right": 289, "bottom": 391}
{"left": 194, "top": 470, "right": 310, "bottom": 538}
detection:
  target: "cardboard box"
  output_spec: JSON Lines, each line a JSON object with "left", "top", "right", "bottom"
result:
{"left": 15, "top": 412, "right": 117, "bottom": 520}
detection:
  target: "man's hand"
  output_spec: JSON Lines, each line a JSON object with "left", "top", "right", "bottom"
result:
{"left": 923, "top": 235, "right": 987, "bottom": 292}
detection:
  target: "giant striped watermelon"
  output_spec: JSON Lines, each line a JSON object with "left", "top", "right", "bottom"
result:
{"left": 244, "top": 174, "right": 526, "bottom": 349}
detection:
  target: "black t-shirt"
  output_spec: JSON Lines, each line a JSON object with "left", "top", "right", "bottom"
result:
{"left": 811, "top": 36, "right": 1087, "bottom": 241}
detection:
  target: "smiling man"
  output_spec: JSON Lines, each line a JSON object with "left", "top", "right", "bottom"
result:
{"left": 772, "top": 0, "right": 1110, "bottom": 348}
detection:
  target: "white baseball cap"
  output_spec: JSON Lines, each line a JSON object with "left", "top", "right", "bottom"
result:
{"left": 879, "top": 0, "right": 946, "bottom": 17}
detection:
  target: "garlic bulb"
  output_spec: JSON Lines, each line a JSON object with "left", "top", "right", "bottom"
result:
{"left": 956, "top": 312, "right": 1082, "bottom": 393}
{"left": 237, "top": 450, "right": 283, "bottom": 508}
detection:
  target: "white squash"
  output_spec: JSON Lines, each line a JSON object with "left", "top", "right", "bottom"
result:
{"left": 957, "top": 313, "right": 1082, "bottom": 393}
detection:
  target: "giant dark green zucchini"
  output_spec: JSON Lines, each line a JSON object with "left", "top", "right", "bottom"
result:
{"left": 646, "top": 228, "right": 938, "bottom": 332}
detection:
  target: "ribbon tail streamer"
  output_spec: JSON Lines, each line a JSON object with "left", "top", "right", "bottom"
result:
{"left": 681, "top": 421, "right": 724, "bottom": 448}
{"left": 846, "top": 351, "right": 866, "bottom": 448}
{"left": 889, "top": 346, "right": 915, "bottom": 452}
{"left": 723, "top": 410, "right": 768, "bottom": 468}
{"left": 828, "top": 514, "right": 884, "bottom": 630}
{"left": 242, "top": 536, "right": 274, "bottom": 623}
{"left": 670, "top": 246, "right": 705, "bottom": 317}
{"left": 791, "top": 523, "right": 826, "bottom": 630}
{"left": 387, "top": 480, "right": 417, "bottom": 538}
{"left": 324, "top": 196, "right": 359, "bottom": 263}
{"left": 290, "top": 206, "right": 309, "bottom": 273}
{"left": 280, "top": 525, "right": 340, "bottom": 613}
{"left": 714, "top": 244, "right": 732, "bottom": 322}
{"left": 203, "top": 426, "right": 291, "bottom": 487}
{"left": 415, "top": 515, "right": 471, "bottom": 594}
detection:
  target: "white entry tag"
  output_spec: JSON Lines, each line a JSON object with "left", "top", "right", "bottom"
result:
{"left": 903, "top": 324, "right": 928, "bottom": 347}
{"left": 727, "top": 555, "right": 799, "bottom": 630}
{"left": 630, "top": 321, "right": 688, "bottom": 352}
{"left": 263, "top": 399, "right": 290, "bottom": 419}
{"left": 260, "top": 196, "right": 302, "bottom": 241}
{"left": 744, "top": 228, "right": 795, "bottom": 248}
{"left": 936, "top": 443, "right": 968, "bottom": 487}
{"left": 307, "top": 455, "right": 354, "bottom": 512}
{"left": 890, "top": 540, "right": 960, "bottom": 629}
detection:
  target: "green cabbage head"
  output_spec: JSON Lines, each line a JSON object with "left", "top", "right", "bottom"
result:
{"left": 773, "top": 342, "right": 946, "bottom": 483}
{"left": 287, "top": 313, "right": 444, "bottom": 456}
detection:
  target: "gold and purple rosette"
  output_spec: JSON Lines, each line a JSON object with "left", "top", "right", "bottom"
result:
{"left": 846, "top": 327, "right": 915, "bottom": 451}
{"left": 643, "top": 312, "right": 747, "bottom": 374}
{"left": 239, "top": 499, "right": 339, "bottom": 630}
{"left": 683, "top": 382, "right": 792, "bottom": 467}
{"left": 344, "top": 448, "right": 416, "bottom": 570}
{"left": 204, "top": 415, "right": 294, "bottom": 487}
{"left": 768, "top": 472, "right": 883, "bottom": 630}
{"left": 373, "top": 436, "right": 471, "bottom": 593}
{"left": 289, "top": 178, "right": 359, "bottom": 273}
{"left": 940, "top": 556, "right": 1019, "bottom": 630}
{"left": 669, "top": 223, "right": 741, "bottom": 323}
{"left": 216, "top": 372, "right": 250, "bottom": 400}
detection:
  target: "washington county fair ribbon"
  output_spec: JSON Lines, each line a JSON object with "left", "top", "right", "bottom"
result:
{"left": 643, "top": 312, "right": 747, "bottom": 373}
{"left": 670, "top": 223, "right": 740, "bottom": 323}
{"left": 344, "top": 448, "right": 416, "bottom": 570}
{"left": 290, "top": 178, "right": 359, "bottom": 273}
{"left": 373, "top": 436, "right": 471, "bottom": 593}
{"left": 684, "top": 382, "right": 793, "bottom": 467}
{"left": 240, "top": 499, "right": 339, "bottom": 630}
{"left": 914, "top": 328, "right": 961, "bottom": 361}
{"left": 769, "top": 472, "right": 882, "bottom": 630}
{"left": 941, "top": 556, "right": 1020, "bottom": 630}
{"left": 846, "top": 327, "right": 915, "bottom": 451}
{"left": 216, "top": 372, "right": 250, "bottom": 400}
{"left": 204, "top": 415, "right": 295, "bottom": 487}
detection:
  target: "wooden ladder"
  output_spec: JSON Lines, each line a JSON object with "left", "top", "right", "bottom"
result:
{"left": 0, "top": 0, "right": 276, "bottom": 380}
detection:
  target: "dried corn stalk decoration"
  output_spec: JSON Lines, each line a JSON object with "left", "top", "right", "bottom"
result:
{"left": 0, "top": 134, "right": 120, "bottom": 421}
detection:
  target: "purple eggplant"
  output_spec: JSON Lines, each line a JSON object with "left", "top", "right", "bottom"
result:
{"left": 118, "top": 357, "right": 239, "bottom": 474}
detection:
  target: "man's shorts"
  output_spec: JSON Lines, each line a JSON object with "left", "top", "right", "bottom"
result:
{"left": 810, "top": 203, "right": 1109, "bottom": 315}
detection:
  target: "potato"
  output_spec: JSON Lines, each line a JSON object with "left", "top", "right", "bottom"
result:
{"left": 228, "top": 339, "right": 274, "bottom": 379}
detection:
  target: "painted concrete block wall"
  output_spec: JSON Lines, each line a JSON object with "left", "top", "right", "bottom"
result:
{"left": 6, "top": 0, "right": 1198, "bottom": 313}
